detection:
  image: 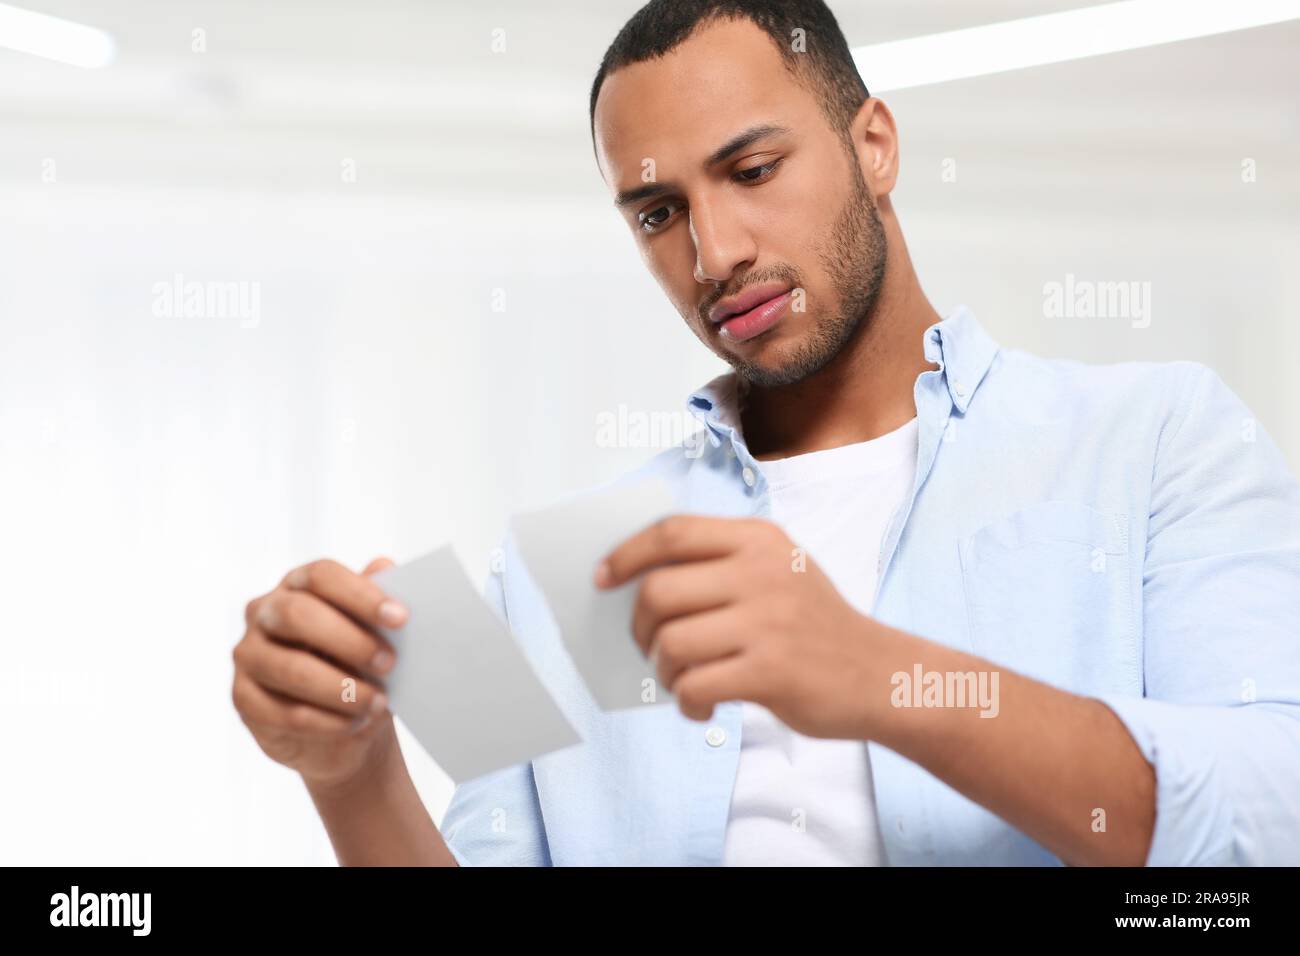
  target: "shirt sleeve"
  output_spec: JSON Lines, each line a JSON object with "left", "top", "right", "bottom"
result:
{"left": 1096, "top": 362, "right": 1300, "bottom": 865}
{"left": 436, "top": 551, "right": 552, "bottom": 866}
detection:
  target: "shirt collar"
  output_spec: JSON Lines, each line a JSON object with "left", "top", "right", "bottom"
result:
{"left": 922, "top": 303, "right": 999, "bottom": 414}
{"left": 685, "top": 304, "right": 999, "bottom": 445}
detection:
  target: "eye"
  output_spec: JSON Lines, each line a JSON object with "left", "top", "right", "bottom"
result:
{"left": 734, "top": 158, "right": 781, "bottom": 183}
{"left": 638, "top": 201, "right": 680, "bottom": 234}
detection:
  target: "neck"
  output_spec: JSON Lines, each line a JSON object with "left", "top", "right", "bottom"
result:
{"left": 740, "top": 205, "right": 940, "bottom": 460}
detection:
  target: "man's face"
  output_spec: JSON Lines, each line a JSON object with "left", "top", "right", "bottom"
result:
{"left": 593, "top": 16, "right": 887, "bottom": 388}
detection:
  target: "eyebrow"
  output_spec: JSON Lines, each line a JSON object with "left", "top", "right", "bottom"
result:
{"left": 613, "top": 122, "right": 792, "bottom": 209}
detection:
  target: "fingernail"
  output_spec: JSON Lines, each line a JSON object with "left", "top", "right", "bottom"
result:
{"left": 378, "top": 600, "right": 407, "bottom": 628}
{"left": 371, "top": 648, "right": 395, "bottom": 674}
{"left": 370, "top": 693, "right": 389, "bottom": 715}
{"left": 286, "top": 567, "right": 309, "bottom": 589}
{"left": 593, "top": 560, "right": 612, "bottom": 588}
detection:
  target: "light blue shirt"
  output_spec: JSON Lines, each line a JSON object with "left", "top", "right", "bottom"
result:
{"left": 440, "top": 305, "right": 1300, "bottom": 866}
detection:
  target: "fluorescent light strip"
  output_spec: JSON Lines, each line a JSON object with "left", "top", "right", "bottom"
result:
{"left": 855, "top": 0, "right": 1300, "bottom": 92}
{"left": 0, "top": 2, "right": 115, "bottom": 68}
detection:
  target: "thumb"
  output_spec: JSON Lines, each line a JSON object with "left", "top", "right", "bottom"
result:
{"left": 362, "top": 556, "right": 396, "bottom": 576}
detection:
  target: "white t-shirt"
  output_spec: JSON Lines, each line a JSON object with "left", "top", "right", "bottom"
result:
{"left": 721, "top": 415, "right": 919, "bottom": 866}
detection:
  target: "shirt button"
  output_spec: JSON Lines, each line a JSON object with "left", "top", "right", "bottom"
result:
{"left": 953, "top": 381, "right": 967, "bottom": 398}
{"left": 741, "top": 467, "right": 756, "bottom": 488}
{"left": 705, "top": 726, "right": 727, "bottom": 747}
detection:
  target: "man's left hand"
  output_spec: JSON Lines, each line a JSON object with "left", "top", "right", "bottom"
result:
{"left": 596, "top": 515, "right": 898, "bottom": 738}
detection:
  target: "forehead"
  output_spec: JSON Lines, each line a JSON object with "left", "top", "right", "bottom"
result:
{"left": 593, "top": 17, "right": 814, "bottom": 183}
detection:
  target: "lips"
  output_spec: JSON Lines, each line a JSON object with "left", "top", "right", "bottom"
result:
{"left": 709, "top": 284, "right": 794, "bottom": 343}
{"left": 709, "top": 282, "right": 792, "bottom": 324}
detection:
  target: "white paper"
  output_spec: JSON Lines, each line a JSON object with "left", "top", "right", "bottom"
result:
{"left": 371, "top": 547, "right": 581, "bottom": 783}
{"left": 511, "top": 479, "right": 677, "bottom": 711}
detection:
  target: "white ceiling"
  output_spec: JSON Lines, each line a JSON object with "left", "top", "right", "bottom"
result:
{"left": 1, "top": 0, "right": 1297, "bottom": 215}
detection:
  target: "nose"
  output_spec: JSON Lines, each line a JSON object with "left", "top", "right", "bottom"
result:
{"left": 689, "top": 197, "right": 756, "bottom": 286}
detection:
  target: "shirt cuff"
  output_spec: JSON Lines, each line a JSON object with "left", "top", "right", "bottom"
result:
{"left": 445, "top": 835, "right": 473, "bottom": 867}
{"left": 1093, "top": 693, "right": 1236, "bottom": 866}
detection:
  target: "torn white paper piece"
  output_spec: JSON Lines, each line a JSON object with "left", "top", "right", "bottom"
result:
{"left": 371, "top": 546, "right": 581, "bottom": 783}
{"left": 511, "top": 478, "right": 677, "bottom": 711}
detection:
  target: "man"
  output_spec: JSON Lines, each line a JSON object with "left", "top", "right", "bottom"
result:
{"left": 231, "top": 0, "right": 1300, "bottom": 866}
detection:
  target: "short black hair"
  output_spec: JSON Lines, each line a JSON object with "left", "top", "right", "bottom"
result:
{"left": 589, "top": 0, "right": 869, "bottom": 148}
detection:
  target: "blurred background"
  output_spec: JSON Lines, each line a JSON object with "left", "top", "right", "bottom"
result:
{"left": 1, "top": 0, "right": 1296, "bottom": 864}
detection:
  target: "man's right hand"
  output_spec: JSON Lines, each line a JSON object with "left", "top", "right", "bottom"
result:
{"left": 232, "top": 557, "right": 408, "bottom": 790}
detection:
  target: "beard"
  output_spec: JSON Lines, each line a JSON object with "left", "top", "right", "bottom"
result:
{"left": 718, "top": 163, "right": 887, "bottom": 389}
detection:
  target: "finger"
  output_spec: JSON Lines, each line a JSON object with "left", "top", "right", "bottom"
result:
{"left": 631, "top": 561, "right": 732, "bottom": 654}
{"left": 254, "top": 589, "right": 395, "bottom": 677}
{"left": 596, "top": 515, "right": 750, "bottom": 589}
{"left": 362, "top": 556, "right": 395, "bottom": 576}
{"left": 282, "top": 558, "right": 408, "bottom": 630}
{"left": 673, "top": 655, "right": 761, "bottom": 723}
{"left": 649, "top": 606, "right": 748, "bottom": 691}
{"left": 232, "top": 672, "right": 369, "bottom": 736}
{"left": 239, "top": 637, "right": 387, "bottom": 720}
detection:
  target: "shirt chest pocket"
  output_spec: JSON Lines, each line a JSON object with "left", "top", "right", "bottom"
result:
{"left": 958, "top": 500, "right": 1138, "bottom": 695}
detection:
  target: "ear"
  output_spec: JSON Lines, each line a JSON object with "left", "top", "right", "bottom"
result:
{"left": 848, "top": 97, "right": 900, "bottom": 199}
